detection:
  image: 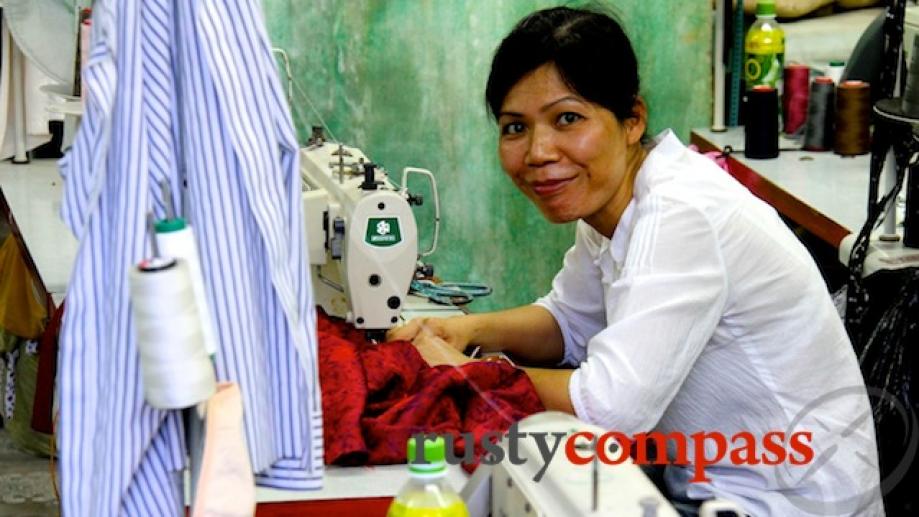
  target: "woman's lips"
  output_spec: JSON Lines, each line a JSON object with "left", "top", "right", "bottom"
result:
{"left": 530, "top": 177, "right": 575, "bottom": 197}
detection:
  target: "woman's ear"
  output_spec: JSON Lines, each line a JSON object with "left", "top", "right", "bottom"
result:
{"left": 625, "top": 96, "right": 648, "bottom": 145}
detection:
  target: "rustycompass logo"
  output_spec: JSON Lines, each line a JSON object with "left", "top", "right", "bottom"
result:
{"left": 776, "top": 386, "right": 918, "bottom": 515}
{"left": 411, "top": 424, "right": 815, "bottom": 484}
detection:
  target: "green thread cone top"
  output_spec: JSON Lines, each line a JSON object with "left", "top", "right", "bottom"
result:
{"left": 407, "top": 436, "right": 447, "bottom": 476}
{"left": 154, "top": 217, "right": 187, "bottom": 233}
{"left": 756, "top": 0, "right": 776, "bottom": 16}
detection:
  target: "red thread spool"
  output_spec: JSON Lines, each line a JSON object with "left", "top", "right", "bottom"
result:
{"left": 783, "top": 64, "right": 810, "bottom": 135}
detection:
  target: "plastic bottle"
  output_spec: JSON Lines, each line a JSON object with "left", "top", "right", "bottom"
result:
{"left": 744, "top": 0, "right": 785, "bottom": 91}
{"left": 387, "top": 437, "right": 469, "bottom": 517}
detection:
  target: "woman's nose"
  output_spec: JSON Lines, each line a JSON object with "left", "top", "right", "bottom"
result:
{"left": 525, "top": 126, "right": 560, "bottom": 166}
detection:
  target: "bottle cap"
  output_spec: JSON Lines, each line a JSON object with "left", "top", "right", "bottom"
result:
{"left": 829, "top": 60, "right": 846, "bottom": 67}
{"left": 756, "top": 0, "right": 776, "bottom": 16}
{"left": 154, "top": 217, "right": 187, "bottom": 233}
{"left": 815, "top": 76, "right": 834, "bottom": 85}
{"left": 407, "top": 436, "right": 447, "bottom": 476}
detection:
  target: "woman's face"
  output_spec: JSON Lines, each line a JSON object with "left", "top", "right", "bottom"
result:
{"left": 497, "top": 63, "right": 646, "bottom": 235}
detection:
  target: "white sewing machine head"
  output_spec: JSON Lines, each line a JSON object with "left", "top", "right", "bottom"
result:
{"left": 300, "top": 129, "right": 438, "bottom": 337}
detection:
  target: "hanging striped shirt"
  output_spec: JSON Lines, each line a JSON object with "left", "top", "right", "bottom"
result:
{"left": 58, "top": 0, "right": 323, "bottom": 514}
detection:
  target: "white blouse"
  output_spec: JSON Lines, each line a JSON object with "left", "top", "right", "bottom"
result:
{"left": 536, "top": 130, "right": 883, "bottom": 516}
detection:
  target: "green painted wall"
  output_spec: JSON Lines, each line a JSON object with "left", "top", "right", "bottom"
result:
{"left": 264, "top": 0, "right": 711, "bottom": 312}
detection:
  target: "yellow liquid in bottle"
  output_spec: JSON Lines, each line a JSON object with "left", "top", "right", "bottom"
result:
{"left": 744, "top": 17, "right": 785, "bottom": 89}
{"left": 386, "top": 500, "right": 470, "bottom": 517}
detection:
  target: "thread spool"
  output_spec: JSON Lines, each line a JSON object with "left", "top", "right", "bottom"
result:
{"left": 155, "top": 218, "right": 218, "bottom": 357}
{"left": 802, "top": 77, "right": 836, "bottom": 152}
{"left": 834, "top": 80, "right": 871, "bottom": 156}
{"left": 744, "top": 85, "right": 779, "bottom": 159}
{"left": 129, "top": 257, "right": 216, "bottom": 409}
{"left": 783, "top": 64, "right": 810, "bottom": 135}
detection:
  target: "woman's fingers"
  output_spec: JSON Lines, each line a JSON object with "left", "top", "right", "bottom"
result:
{"left": 386, "top": 319, "right": 423, "bottom": 342}
{"left": 413, "top": 330, "right": 470, "bottom": 367}
{"left": 418, "top": 318, "right": 469, "bottom": 351}
{"left": 388, "top": 317, "right": 472, "bottom": 353}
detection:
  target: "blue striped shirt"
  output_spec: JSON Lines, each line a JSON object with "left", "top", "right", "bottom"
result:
{"left": 58, "top": 1, "right": 323, "bottom": 514}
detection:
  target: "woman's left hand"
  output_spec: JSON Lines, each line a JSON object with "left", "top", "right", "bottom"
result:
{"left": 412, "top": 323, "right": 472, "bottom": 367}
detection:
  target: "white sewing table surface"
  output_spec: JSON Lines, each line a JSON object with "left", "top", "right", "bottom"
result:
{"left": 690, "top": 127, "right": 872, "bottom": 247}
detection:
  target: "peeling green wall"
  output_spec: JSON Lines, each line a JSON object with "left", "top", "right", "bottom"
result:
{"left": 263, "top": 0, "right": 711, "bottom": 311}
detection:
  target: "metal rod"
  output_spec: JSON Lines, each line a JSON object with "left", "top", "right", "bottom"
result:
{"left": 161, "top": 180, "right": 176, "bottom": 220}
{"left": 338, "top": 144, "right": 345, "bottom": 184}
{"left": 147, "top": 212, "right": 161, "bottom": 258}
{"left": 592, "top": 438, "right": 599, "bottom": 512}
{"left": 712, "top": 0, "right": 727, "bottom": 132}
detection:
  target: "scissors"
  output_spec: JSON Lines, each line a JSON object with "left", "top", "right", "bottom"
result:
{"left": 410, "top": 279, "right": 492, "bottom": 305}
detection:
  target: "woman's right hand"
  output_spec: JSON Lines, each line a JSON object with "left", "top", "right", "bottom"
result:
{"left": 386, "top": 316, "right": 477, "bottom": 353}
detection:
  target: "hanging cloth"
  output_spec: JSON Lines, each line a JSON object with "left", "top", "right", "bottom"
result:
{"left": 57, "top": 0, "right": 322, "bottom": 515}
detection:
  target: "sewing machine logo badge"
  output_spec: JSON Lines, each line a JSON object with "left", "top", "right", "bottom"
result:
{"left": 365, "top": 217, "right": 402, "bottom": 247}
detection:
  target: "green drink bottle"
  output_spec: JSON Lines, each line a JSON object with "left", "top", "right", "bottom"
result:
{"left": 744, "top": 0, "right": 785, "bottom": 91}
{"left": 387, "top": 437, "right": 469, "bottom": 517}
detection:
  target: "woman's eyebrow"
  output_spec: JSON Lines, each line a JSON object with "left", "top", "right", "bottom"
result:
{"left": 540, "top": 95, "right": 584, "bottom": 112}
{"left": 499, "top": 96, "right": 585, "bottom": 119}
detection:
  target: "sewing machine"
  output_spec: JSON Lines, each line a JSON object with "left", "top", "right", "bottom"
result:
{"left": 300, "top": 129, "right": 438, "bottom": 337}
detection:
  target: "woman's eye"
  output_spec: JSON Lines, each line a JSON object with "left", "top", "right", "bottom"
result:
{"left": 558, "top": 112, "right": 583, "bottom": 126}
{"left": 501, "top": 122, "right": 525, "bottom": 135}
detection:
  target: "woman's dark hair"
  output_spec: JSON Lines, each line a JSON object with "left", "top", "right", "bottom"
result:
{"left": 485, "top": 6, "right": 640, "bottom": 122}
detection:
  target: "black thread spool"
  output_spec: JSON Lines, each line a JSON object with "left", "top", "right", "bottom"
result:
{"left": 834, "top": 81, "right": 871, "bottom": 156}
{"left": 802, "top": 76, "right": 836, "bottom": 152}
{"left": 744, "top": 85, "right": 779, "bottom": 159}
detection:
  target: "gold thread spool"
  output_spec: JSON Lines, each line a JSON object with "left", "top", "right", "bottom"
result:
{"left": 834, "top": 80, "right": 871, "bottom": 156}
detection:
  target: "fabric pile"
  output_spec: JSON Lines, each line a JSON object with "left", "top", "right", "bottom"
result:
{"left": 0, "top": 233, "right": 58, "bottom": 457}
{"left": 317, "top": 312, "right": 544, "bottom": 469}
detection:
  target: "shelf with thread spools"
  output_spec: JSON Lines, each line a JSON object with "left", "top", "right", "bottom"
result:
{"left": 691, "top": 127, "right": 876, "bottom": 249}
{"left": 798, "top": 77, "right": 872, "bottom": 157}
{"left": 747, "top": 67, "right": 874, "bottom": 160}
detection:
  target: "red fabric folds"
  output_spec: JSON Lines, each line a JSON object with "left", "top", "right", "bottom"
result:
{"left": 31, "top": 300, "right": 64, "bottom": 434}
{"left": 318, "top": 312, "right": 544, "bottom": 468}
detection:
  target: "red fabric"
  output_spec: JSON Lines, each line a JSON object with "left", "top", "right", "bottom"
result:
{"left": 318, "top": 312, "right": 544, "bottom": 469}
{"left": 31, "top": 299, "right": 64, "bottom": 434}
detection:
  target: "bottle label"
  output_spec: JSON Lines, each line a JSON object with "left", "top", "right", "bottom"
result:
{"left": 745, "top": 51, "right": 784, "bottom": 89}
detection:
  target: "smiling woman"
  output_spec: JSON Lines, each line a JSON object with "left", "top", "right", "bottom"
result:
{"left": 388, "top": 6, "right": 884, "bottom": 517}
{"left": 494, "top": 65, "right": 646, "bottom": 236}
{"left": 486, "top": 7, "right": 648, "bottom": 236}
